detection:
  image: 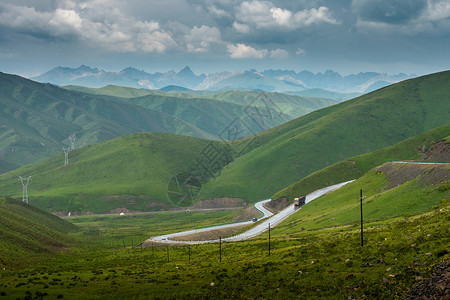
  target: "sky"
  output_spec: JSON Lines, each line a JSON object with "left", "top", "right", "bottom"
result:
{"left": 0, "top": 0, "right": 450, "bottom": 77}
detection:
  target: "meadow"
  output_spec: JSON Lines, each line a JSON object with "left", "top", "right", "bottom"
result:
{"left": 1, "top": 162, "right": 448, "bottom": 299}
{"left": 0, "top": 200, "right": 447, "bottom": 299}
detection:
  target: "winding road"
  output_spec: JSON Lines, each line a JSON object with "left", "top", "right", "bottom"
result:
{"left": 146, "top": 180, "right": 354, "bottom": 245}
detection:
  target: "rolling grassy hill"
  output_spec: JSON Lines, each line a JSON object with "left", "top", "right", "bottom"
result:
{"left": 0, "top": 158, "right": 448, "bottom": 299}
{"left": 0, "top": 196, "right": 79, "bottom": 268}
{"left": 0, "top": 71, "right": 448, "bottom": 213}
{"left": 1, "top": 73, "right": 337, "bottom": 174}
{"left": 64, "top": 85, "right": 338, "bottom": 135}
{"left": 0, "top": 72, "right": 214, "bottom": 174}
{"left": 272, "top": 123, "right": 450, "bottom": 201}
{"left": 0, "top": 133, "right": 231, "bottom": 213}
{"left": 276, "top": 161, "right": 449, "bottom": 233}
{"left": 198, "top": 71, "right": 450, "bottom": 202}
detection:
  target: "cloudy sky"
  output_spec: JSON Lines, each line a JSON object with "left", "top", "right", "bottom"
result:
{"left": 1, "top": 0, "right": 450, "bottom": 77}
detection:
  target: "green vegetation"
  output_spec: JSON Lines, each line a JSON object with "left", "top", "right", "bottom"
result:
{"left": 0, "top": 72, "right": 213, "bottom": 173}
{"left": 0, "top": 132, "right": 230, "bottom": 213}
{"left": 199, "top": 71, "right": 450, "bottom": 202}
{"left": 0, "top": 162, "right": 448, "bottom": 299}
{"left": 1, "top": 71, "right": 449, "bottom": 214}
{"left": 68, "top": 209, "right": 241, "bottom": 247}
{"left": 0, "top": 197, "right": 79, "bottom": 268}
{"left": 273, "top": 123, "right": 450, "bottom": 201}
{"left": 1, "top": 73, "right": 336, "bottom": 174}
{"left": 63, "top": 85, "right": 158, "bottom": 98}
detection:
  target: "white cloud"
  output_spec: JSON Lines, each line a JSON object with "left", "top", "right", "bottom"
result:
{"left": 232, "top": 22, "right": 251, "bottom": 33}
{"left": 185, "top": 25, "right": 222, "bottom": 53}
{"left": 236, "top": 1, "right": 339, "bottom": 30}
{"left": 269, "top": 48, "right": 289, "bottom": 58}
{"left": 423, "top": 0, "right": 450, "bottom": 21}
{"left": 0, "top": 2, "right": 178, "bottom": 53}
{"left": 227, "top": 43, "right": 268, "bottom": 58}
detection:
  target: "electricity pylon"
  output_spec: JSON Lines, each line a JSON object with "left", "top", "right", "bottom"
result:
{"left": 69, "top": 135, "right": 76, "bottom": 151}
{"left": 62, "top": 146, "right": 70, "bottom": 166}
{"left": 19, "top": 176, "right": 31, "bottom": 203}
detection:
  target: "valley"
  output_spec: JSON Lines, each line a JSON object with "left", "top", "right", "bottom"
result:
{"left": 0, "top": 70, "right": 448, "bottom": 299}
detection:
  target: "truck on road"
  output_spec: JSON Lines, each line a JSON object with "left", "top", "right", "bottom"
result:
{"left": 294, "top": 196, "right": 306, "bottom": 207}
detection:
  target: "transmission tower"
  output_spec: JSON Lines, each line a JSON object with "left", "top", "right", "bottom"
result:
{"left": 69, "top": 135, "right": 76, "bottom": 151}
{"left": 62, "top": 146, "right": 70, "bottom": 166}
{"left": 19, "top": 176, "right": 31, "bottom": 203}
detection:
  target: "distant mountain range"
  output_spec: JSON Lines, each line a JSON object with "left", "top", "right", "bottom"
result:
{"left": 31, "top": 65, "right": 414, "bottom": 94}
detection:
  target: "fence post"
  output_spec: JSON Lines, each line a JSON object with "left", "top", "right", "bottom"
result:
{"left": 219, "top": 236, "right": 222, "bottom": 262}
{"left": 269, "top": 223, "right": 271, "bottom": 256}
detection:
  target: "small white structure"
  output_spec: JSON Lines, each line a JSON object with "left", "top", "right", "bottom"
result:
{"left": 62, "top": 146, "right": 70, "bottom": 166}
{"left": 19, "top": 176, "right": 31, "bottom": 203}
{"left": 119, "top": 212, "right": 125, "bottom": 216}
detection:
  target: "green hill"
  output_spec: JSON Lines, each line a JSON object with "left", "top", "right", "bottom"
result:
{"left": 198, "top": 71, "right": 450, "bottom": 202}
{"left": 275, "top": 161, "right": 449, "bottom": 234}
{"left": 0, "top": 73, "right": 338, "bottom": 175}
{"left": 0, "top": 72, "right": 214, "bottom": 174}
{"left": 0, "top": 133, "right": 231, "bottom": 213}
{"left": 0, "top": 71, "right": 448, "bottom": 213}
{"left": 272, "top": 123, "right": 450, "bottom": 201}
{"left": 64, "top": 85, "right": 338, "bottom": 137}
{"left": 0, "top": 196, "right": 79, "bottom": 268}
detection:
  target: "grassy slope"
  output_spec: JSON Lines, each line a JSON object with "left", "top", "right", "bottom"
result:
{"left": 0, "top": 197, "right": 79, "bottom": 268}
{"left": 272, "top": 123, "right": 450, "bottom": 201}
{"left": 63, "top": 85, "right": 158, "bottom": 98}
{"left": 0, "top": 162, "right": 448, "bottom": 299}
{"left": 0, "top": 133, "right": 229, "bottom": 213}
{"left": 64, "top": 85, "right": 338, "bottom": 137}
{"left": 276, "top": 162, "right": 449, "bottom": 233}
{"left": 0, "top": 73, "right": 213, "bottom": 173}
{"left": 198, "top": 71, "right": 450, "bottom": 202}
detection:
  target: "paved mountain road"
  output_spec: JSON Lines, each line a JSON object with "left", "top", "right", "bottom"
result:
{"left": 146, "top": 181, "right": 353, "bottom": 245}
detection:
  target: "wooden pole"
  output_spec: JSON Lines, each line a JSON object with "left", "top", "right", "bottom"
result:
{"left": 269, "top": 223, "right": 271, "bottom": 256}
{"left": 219, "top": 236, "right": 222, "bottom": 262}
{"left": 360, "top": 189, "right": 364, "bottom": 247}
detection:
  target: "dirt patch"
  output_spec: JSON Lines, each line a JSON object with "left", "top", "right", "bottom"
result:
{"left": 376, "top": 163, "right": 450, "bottom": 190}
{"left": 421, "top": 140, "right": 450, "bottom": 162}
{"left": 170, "top": 224, "right": 250, "bottom": 242}
{"left": 192, "top": 197, "right": 245, "bottom": 209}
{"left": 265, "top": 196, "right": 291, "bottom": 213}
{"left": 232, "top": 204, "right": 262, "bottom": 222}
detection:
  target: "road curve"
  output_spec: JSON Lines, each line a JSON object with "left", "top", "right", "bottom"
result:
{"left": 146, "top": 180, "right": 353, "bottom": 245}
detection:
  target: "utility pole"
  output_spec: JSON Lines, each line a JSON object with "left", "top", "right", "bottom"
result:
{"left": 219, "top": 236, "right": 222, "bottom": 262}
{"left": 62, "top": 146, "right": 70, "bottom": 166}
{"left": 19, "top": 176, "right": 31, "bottom": 203}
{"left": 360, "top": 189, "right": 364, "bottom": 247}
{"left": 268, "top": 222, "right": 271, "bottom": 256}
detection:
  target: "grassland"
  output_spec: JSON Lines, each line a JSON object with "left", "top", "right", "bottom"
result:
{"left": 198, "top": 71, "right": 450, "bottom": 202}
{"left": 0, "top": 162, "right": 448, "bottom": 299}
{"left": 0, "top": 132, "right": 232, "bottom": 213}
{"left": 272, "top": 122, "right": 450, "bottom": 201}
{"left": 0, "top": 197, "right": 79, "bottom": 268}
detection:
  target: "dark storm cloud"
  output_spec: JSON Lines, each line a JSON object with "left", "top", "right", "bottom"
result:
{"left": 353, "top": 0, "right": 428, "bottom": 24}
